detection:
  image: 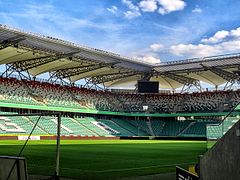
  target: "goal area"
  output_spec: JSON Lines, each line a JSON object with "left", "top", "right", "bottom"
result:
{"left": 0, "top": 112, "right": 61, "bottom": 180}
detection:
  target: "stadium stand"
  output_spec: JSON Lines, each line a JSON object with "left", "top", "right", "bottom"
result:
{"left": 0, "top": 77, "right": 239, "bottom": 139}
{"left": 0, "top": 112, "right": 46, "bottom": 134}
{"left": 26, "top": 80, "right": 82, "bottom": 108}
{"left": 0, "top": 77, "right": 38, "bottom": 105}
{"left": 0, "top": 77, "right": 239, "bottom": 113}
{"left": 0, "top": 110, "right": 225, "bottom": 138}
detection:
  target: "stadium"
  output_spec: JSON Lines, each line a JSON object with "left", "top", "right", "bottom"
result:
{"left": 0, "top": 23, "right": 240, "bottom": 180}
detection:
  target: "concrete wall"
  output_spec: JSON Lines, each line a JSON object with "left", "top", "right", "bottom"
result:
{"left": 200, "top": 120, "right": 240, "bottom": 180}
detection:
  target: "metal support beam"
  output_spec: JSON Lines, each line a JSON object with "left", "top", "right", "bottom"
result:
{"left": 200, "top": 64, "right": 240, "bottom": 90}
{"left": 0, "top": 64, "right": 14, "bottom": 77}
{"left": 11, "top": 51, "right": 80, "bottom": 71}
{"left": 0, "top": 64, "right": 32, "bottom": 80}
{"left": 154, "top": 71, "right": 201, "bottom": 92}
{"left": 83, "top": 78, "right": 105, "bottom": 90}
{"left": 89, "top": 71, "right": 140, "bottom": 84}
{"left": 181, "top": 80, "right": 202, "bottom": 93}
{"left": 55, "top": 62, "right": 119, "bottom": 79}
{"left": 140, "top": 72, "right": 152, "bottom": 81}
{"left": 162, "top": 72, "right": 197, "bottom": 85}
{"left": 47, "top": 72, "right": 71, "bottom": 86}
{"left": 200, "top": 64, "right": 239, "bottom": 82}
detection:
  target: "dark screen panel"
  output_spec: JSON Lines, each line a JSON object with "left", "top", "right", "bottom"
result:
{"left": 137, "top": 81, "right": 159, "bottom": 93}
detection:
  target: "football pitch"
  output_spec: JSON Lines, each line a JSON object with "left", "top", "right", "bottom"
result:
{"left": 0, "top": 140, "right": 207, "bottom": 179}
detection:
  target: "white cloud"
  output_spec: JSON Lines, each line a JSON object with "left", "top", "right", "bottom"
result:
{"left": 157, "top": 0, "right": 186, "bottom": 15}
{"left": 139, "top": 0, "right": 158, "bottom": 12}
{"left": 230, "top": 27, "right": 240, "bottom": 37}
{"left": 150, "top": 27, "right": 240, "bottom": 58}
{"left": 122, "top": 0, "right": 141, "bottom": 19}
{"left": 170, "top": 40, "right": 240, "bottom": 58}
{"left": 124, "top": 10, "right": 141, "bottom": 19}
{"left": 121, "top": 0, "right": 186, "bottom": 18}
{"left": 192, "top": 7, "right": 202, "bottom": 13}
{"left": 150, "top": 43, "right": 164, "bottom": 51}
{"left": 201, "top": 30, "right": 229, "bottom": 43}
{"left": 201, "top": 27, "right": 240, "bottom": 44}
{"left": 122, "top": 0, "right": 139, "bottom": 11}
{"left": 170, "top": 43, "right": 220, "bottom": 57}
{"left": 107, "top": 6, "right": 118, "bottom": 14}
{"left": 137, "top": 55, "right": 161, "bottom": 64}
{"left": 220, "top": 40, "right": 240, "bottom": 51}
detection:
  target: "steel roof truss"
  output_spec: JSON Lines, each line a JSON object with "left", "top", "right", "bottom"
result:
{"left": 200, "top": 64, "right": 239, "bottom": 82}
{"left": 11, "top": 51, "right": 80, "bottom": 71}
{"left": 55, "top": 62, "right": 118, "bottom": 79}
{"left": 89, "top": 71, "right": 140, "bottom": 84}
{"left": 161, "top": 72, "right": 197, "bottom": 85}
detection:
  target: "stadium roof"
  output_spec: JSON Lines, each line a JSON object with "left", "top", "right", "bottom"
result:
{"left": 1, "top": 24, "right": 240, "bottom": 89}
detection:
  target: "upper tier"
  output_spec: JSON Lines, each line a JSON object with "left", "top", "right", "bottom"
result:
{"left": 0, "top": 77, "right": 239, "bottom": 114}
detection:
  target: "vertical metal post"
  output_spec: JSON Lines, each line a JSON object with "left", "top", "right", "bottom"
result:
{"left": 55, "top": 113, "right": 61, "bottom": 179}
{"left": 137, "top": 116, "right": 139, "bottom": 136}
{"left": 222, "top": 116, "right": 224, "bottom": 137}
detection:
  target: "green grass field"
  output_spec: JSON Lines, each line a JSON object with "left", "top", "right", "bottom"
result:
{"left": 0, "top": 140, "right": 207, "bottom": 179}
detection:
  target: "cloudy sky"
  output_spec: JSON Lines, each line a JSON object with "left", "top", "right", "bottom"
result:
{"left": 1, "top": 0, "right": 240, "bottom": 64}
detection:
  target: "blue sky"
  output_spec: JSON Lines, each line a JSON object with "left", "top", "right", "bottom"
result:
{"left": 1, "top": 0, "right": 240, "bottom": 64}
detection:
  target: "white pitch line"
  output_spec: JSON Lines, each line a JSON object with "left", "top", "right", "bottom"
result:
{"left": 28, "top": 161, "right": 196, "bottom": 173}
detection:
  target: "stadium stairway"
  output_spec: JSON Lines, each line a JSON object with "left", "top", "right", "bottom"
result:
{"left": 126, "top": 120, "right": 151, "bottom": 135}
{"left": 180, "top": 120, "right": 216, "bottom": 137}
{"left": 20, "top": 80, "right": 46, "bottom": 106}
{"left": 28, "top": 116, "right": 70, "bottom": 135}
{"left": 0, "top": 117, "right": 26, "bottom": 133}
{"left": 151, "top": 120, "right": 166, "bottom": 136}
{"left": 75, "top": 118, "right": 113, "bottom": 137}
{"left": 177, "top": 121, "right": 196, "bottom": 137}
{"left": 160, "top": 120, "right": 191, "bottom": 137}
{"left": 146, "top": 120, "right": 155, "bottom": 136}
{"left": 62, "top": 117, "right": 97, "bottom": 136}
{"left": 97, "top": 119, "right": 135, "bottom": 136}
{"left": 111, "top": 119, "right": 148, "bottom": 136}
{"left": 63, "top": 86, "right": 89, "bottom": 109}
{"left": 0, "top": 112, "right": 47, "bottom": 135}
